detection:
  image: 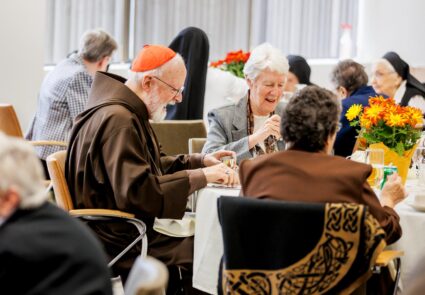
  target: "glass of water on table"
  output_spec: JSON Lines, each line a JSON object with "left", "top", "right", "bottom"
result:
{"left": 364, "top": 148, "right": 384, "bottom": 190}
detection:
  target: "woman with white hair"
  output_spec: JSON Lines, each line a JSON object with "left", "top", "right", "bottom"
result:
{"left": 371, "top": 51, "right": 425, "bottom": 113}
{"left": 203, "top": 43, "right": 288, "bottom": 163}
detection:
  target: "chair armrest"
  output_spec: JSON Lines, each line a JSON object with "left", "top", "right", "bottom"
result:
{"left": 30, "top": 140, "right": 67, "bottom": 147}
{"left": 70, "top": 209, "right": 135, "bottom": 219}
{"left": 375, "top": 250, "right": 404, "bottom": 267}
{"left": 69, "top": 208, "right": 148, "bottom": 266}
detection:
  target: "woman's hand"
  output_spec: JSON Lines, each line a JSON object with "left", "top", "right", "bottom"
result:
{"left": 380, "top": 173, "right": 406, "bottom": 208}
{"left": 249, "top": 114, "right": 281, "bottom": 148}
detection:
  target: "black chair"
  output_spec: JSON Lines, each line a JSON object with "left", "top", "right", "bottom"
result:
{"left": 217, "top": 197, "right": 401, "bottom": 295}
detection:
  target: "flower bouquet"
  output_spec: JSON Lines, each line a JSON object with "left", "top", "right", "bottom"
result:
{"left": 210, "top": 50, "right": 250, "bottom": 78}
{"left": 346, "top": 96, "right": 423, "bottom": 183}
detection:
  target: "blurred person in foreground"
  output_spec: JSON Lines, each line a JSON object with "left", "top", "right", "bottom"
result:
{"left": 0, "top": 132, "right": 111, "bottom": 294}
{"left": 65, "top": 44, "right": 238, "bottom": 292}
{"left": 239, "top": 86, "right": 405, "bottom": 245}
{"left": 203, "top": 43, "right": 288, "bottom": 163}
{"left": 372, "top": 51, "right": 425, "bottom": 113}
{"left": 26, "top": 29, "right": 117, "bottom": 177}
{"left": 332, "top": 59, "right": 377, "bottom": 157}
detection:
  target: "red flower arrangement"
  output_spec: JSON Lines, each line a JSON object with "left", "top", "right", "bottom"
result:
{"left": 210, "top": 50, "right": 250, "bottom": 78}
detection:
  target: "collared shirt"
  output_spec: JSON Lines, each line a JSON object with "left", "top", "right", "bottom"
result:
{"left": 26, "top": 54, "right": 93, "bottom": 159}
{"left": 394, "top": 80, "right": 425, "bottom": 113}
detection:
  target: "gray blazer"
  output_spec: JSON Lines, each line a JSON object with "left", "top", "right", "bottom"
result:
{"left": 202, "top": 96, "right": 285, "bottom": 163}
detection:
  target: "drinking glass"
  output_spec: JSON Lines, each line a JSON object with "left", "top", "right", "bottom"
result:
{"left": 365, "top": 148, "right": 384, "bottom": 190}
{"left": 412, "top": 147, "right": 425, "bottom": 185}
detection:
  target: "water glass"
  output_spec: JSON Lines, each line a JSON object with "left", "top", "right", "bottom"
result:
{"left": 413, "top": 147, "right": 425, "bottom": 185}
{"left": 364, "top": 148, "right": 384, "bottom": 190}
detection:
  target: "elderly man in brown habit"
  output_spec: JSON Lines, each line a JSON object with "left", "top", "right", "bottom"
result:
{"left": 66, "top": 44, "right": 238, "bottom": 292}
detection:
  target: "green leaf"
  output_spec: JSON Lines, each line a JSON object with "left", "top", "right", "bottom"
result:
{"left": 395, "top": 142, "right": 405, "bottom": 156}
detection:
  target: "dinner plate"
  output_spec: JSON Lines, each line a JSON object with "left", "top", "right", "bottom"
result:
{"left": 406, "top": 201, "right": 425, "bottom": 212}
{"left": 207, "top": 183, "right": 241, "bottom": 190}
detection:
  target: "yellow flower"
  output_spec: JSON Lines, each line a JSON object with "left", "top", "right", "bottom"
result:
{"left": 385, "top": 113, "right": 407, "bottom": 127}
{"left": 346, "top": 95, "right": 422, "bottom": 156}
{"left": 345, "top": 104, "right": 363, "bottom": 121}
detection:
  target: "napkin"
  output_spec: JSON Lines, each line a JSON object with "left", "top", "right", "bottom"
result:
{"left": 153, "top": 212, "right": 196, "bottom": 237}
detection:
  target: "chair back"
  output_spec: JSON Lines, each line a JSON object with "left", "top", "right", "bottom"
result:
{"left": 124, "top": 256, "right": 168, "bottom": 295}
{"left": 188, "top": 138, "right": 206, "bottom": 154}
{"left": 217, "top": 197, "right": 386, "bottom": 295}
{"left": 0, "top": 104, "right": 23, "bottom": 137}
{"left": 46, "top": 150, "right": 74, "bottom": 210}
{"left": 151, "top": 120, "right": 206, "bottom": 155}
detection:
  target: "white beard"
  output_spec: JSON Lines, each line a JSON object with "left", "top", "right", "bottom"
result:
{"left": 151, "top": 106, "right": 167, "bottom": 122}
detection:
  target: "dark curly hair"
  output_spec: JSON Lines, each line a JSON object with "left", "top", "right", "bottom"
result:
{"left": 280, "top": 86, "right": 341, "bottom": 152}
{"left": 331, "top": 59, "right": 368, "bottom": 95}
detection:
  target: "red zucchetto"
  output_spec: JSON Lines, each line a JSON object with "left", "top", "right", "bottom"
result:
{"left": 131, "top": 45, "right": 176, "bottom": 72}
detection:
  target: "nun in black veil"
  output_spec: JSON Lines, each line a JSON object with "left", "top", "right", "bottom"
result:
{"left": 371, "top": 51, "right": 425, "bottom": 113}
{"left": 166, "top": 27, "right": 210, "bottom": 120}
{"left": 284, "top": 54, "right": 314, "bottom": 93}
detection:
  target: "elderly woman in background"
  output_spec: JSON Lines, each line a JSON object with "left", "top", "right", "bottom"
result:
{"left": 239, "top": 86, "right": 405, "bottom": 245}
{"left": 284, "top": 54, "right": 314, "bottom": 93}
{"left": 372, "top": 51, "right": 425, "bottom": 113}
{"left": 202, "top": 43, "right": 288, "bottom": 163}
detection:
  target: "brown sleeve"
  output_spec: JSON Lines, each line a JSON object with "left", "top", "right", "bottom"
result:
{"left": 102, "top": 126, "right": 190, "bottom": 220}
{"left": 160, "top": 153, "right": 204, "bottom": 174}
{"left": 186, "top": 169, "right": 207, "bottom": 194}
{"left": 361, "top": 181, "right": 402, "bottom": 244}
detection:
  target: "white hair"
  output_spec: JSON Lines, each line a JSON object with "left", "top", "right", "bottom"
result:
{"left": 127, "top": 53, "right": 184, "bottom": 84}
{"left": 243, "top": 43, "right": 289, "bottom": 80}
{"left": 0, "top": 133, "right": 47, "bottom": 209}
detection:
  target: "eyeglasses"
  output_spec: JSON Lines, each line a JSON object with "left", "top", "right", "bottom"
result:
{"left": 152, "top": 76, "right": 184, "bottom": 98}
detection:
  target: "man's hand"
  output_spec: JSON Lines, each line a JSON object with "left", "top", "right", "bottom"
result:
{"left": 203, "top": 150, "right": 237, "bottom": 167}
{"left": 202, "top": 163, "right": 240, "bottom": 187}
{"left": 380, "top": 173, "right": 406, "bottom": 208}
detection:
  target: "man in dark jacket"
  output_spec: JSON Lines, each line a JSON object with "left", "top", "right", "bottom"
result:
{"left": 332, "top": 59, "right": 377, "bottom": 157}
{"left": 0, "top": 132, "right": 112, "bottom": 295}
{"left": 65, "top": 45, "right": 238, "bottom": 290}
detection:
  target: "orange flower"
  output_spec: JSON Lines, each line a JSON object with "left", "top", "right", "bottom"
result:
{"left": 360, "top": 115, "right": 373, "bottom": 129}
{"left": 210, "top": 60, "right": 224, "bottom": 67}
{"left": 362, "top": 104, "right": 384, "bottom": 126}
{"left": 385, "top": 112, "right": 408, "bottom": 127}
{"left": 405, "top": 107, "right": 423, "bottom": 126}
{"left": 210, "top": 49, "right": 250, "bottom": 78}
{"left": 368, "top": 95, "right": 388, "bottom": 106}
{"left": 345, "top": 95, "right": 422, "bottom": 156}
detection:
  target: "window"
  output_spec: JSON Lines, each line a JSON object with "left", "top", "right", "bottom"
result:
{"left": 45, "top": 0, "right": 358, "bottom": 64}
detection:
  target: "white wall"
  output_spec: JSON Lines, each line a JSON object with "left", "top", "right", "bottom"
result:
{"left": 3, "top": 0, "right": 425, "bottom": 130}
{"left": 0, "top": 0, "right": 46, "bottom": 132}
{"left": 358, "top": 0, "right": 425, "bottom": 66}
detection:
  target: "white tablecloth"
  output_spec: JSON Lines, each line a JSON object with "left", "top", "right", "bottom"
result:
{"left": 192, "top": 182, "right": 425, "bottom": 294}
{"left": 192, "top": 187, "right": 239, "bottom": 294}
{"left": 391, "top": 180, "right": 425, "bottom": 293}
